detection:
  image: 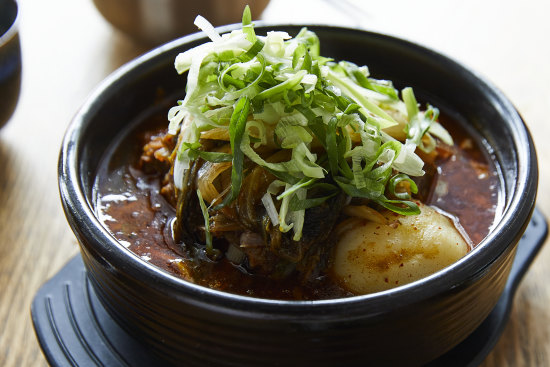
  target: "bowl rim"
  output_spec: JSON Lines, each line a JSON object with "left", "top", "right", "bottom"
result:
{"left": 59, "top": 23, "right": 538, "bottom": 316}
{"left": 0, "top": 0, "right": 19, "bottom": 47}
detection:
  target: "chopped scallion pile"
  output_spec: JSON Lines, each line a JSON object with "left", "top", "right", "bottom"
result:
{"left": 168, "top": 6, "right": 452, "bottom": 242}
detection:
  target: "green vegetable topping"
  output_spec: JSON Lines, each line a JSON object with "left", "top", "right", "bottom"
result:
{"left": 197, "top": 189, "right": 219, "bottom": 258}
{"left": 215, "top": 95, "right": 250, "bottom": 210}
{"left": 168, "top": 7, "right": 453, "bottom": 242}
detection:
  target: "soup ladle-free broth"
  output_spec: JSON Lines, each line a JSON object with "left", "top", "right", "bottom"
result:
{"left": 93, "top": 107, "right": 501, "bottom": 300}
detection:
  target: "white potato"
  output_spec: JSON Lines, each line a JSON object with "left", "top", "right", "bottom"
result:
{"left": 332, "top": 204, "right": 469, "bottom": 294}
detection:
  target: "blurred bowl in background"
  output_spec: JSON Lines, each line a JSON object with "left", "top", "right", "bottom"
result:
{"left": 92, "top": 0, "right": 270, "bottom": 45}
{"left": 0, "top": 0, "right": 21, "bottom": 129}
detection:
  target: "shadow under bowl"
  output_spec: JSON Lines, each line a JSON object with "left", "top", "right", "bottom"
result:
{"left": 0, "top": 0, "right": 21, "bottom": 129}
{"left": 58, "top": 24, "right": 538, "bottom": 366}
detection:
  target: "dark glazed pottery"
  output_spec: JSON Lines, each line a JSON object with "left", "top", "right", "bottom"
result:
{"left": 0, "top": 0, "right": 21, "bottom": 128}
{"left": 58, "top": 24, "right": 538, "bottom": 366}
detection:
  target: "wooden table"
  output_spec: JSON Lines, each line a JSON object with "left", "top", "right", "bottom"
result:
{"left": 0, "top": 0, "right": 548, "bottom": 365}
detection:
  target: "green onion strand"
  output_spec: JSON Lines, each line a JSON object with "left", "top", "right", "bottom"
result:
{"left": 215, "top": 96, "right": 250, "bottom": 209}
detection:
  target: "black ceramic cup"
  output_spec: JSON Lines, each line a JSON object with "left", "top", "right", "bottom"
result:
{"left": 0, "top": 0, "right": 21, "bottom": 129}
{"left": 58, "top": 24, "right": 538, "bottom": 366}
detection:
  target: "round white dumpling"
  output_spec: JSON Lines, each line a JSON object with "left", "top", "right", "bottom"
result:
{"left": 332, "top": 204, "right": 469, "bottom": 294}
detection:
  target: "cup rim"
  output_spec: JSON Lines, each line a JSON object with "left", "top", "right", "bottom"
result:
{"left": 59, "top": 23, "right": 538, "bottom": 316}
{"left": 0, "top": 0, "right": 19, "bottom": 47}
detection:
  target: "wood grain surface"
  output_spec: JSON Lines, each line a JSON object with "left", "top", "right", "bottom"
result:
{"left": 0, "top": 0, "right": 548, "bottom": 366}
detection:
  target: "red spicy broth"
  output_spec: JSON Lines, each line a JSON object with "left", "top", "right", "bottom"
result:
{"left": 93, "top": 104, "right": 502, "bottom": 300}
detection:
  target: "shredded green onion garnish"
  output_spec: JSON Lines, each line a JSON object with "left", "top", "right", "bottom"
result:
{"left": 197, "top": 189, "right": 219, "bottom": 258}
{"left": 169, "top": 6, "right": 454, "bottom": 241}
{"left": 215, "top": 95, "right": 250, "bottom": 210}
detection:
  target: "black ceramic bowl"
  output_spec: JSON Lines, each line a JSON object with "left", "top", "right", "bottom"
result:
{"left": 0, "top": 0, "right": 21, "bottom": 128}
{"left": 59, "top": 24, "right": 538, "bottom": 366}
